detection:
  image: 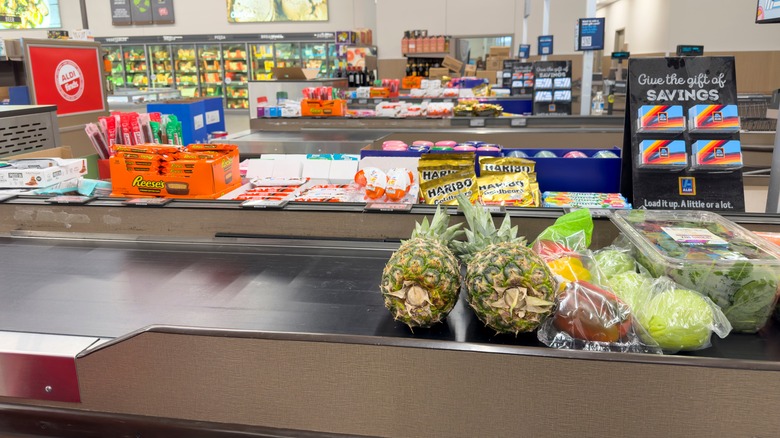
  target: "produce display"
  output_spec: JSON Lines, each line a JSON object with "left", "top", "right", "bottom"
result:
{"left": 380, "top": 206, "right": 464, "bottom": 328}
{"left": 612, "top": 210, "right": 780, "bottom": 333}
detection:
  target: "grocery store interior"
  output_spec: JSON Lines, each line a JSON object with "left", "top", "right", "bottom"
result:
{"left": 0, "top": 0, "right": 779, "bottom": 437}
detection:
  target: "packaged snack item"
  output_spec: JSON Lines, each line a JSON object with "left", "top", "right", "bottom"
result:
{"left": 149, "top": 121, "right": 162, "bottom": 144}
{"left": 479, "top": 156, "right": 536, "bottom": 175}
{"left": 637, "top": 105, "right": 685, "bottom": 132}
{"left": 477, "top": 172, "right": 540, "bottom": 207}
{"left": 113, "top": 145, "right": 180, "bottom": 155}
{"left": 188, "top": 143, "right": 238, "bottom": 152}
{"left": 534, "top": 150, "right": 558, "bottom": 158}
{"left": 363, "top": 168, "right": 387, "bottom": 199}
{"left": 506, "top": 150, "right": 529, "bottom": 158}
{"left": 420, "top": 169, "right": 479, "bottom": 205}
{"left": 690, "top": 140, "right": 743, "bottom": 170}
{"left": 638, "top": 140, "right": 687, "bottom": 169}
{"left": 417, "top": 154, "right": 475, "bottom": 186}
{"left": 688, "top": 104, "right": 740, "bottom": 132}
{"left": 543, "top": 192, "right": 631, "bottom": 209}
{"left": 434, "top": 141, "right": 456, "bottom": 148}
{"left": 563, "top": 151, "right": 588, "bottom": 158}
{"left": 385, "top": 168, "right": 413, "bottom": 202}
{"left": 593, "top": 150, "right": 619, "bottom": 159}
{"left": 454, "top": 144, "right": 476, "bottom": 152}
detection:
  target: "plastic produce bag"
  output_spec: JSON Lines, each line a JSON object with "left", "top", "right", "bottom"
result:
{"left": 533, "top": 208, "right": 594, "bottom": 251}
{"left": 631, "top": 276, "right": 732, "bottom": 353}
{"left": 538, "top": 280, "right": 662, "bottom": 354}
{"left": 594, "top": 245, "right": 638, "bottom": 279}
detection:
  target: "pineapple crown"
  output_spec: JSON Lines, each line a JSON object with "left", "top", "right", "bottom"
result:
{"left": 408, "top": 205, "right": 464, "bottom": 246}
{"left": 451, "top": 194, "right": 526, "bottom": 263}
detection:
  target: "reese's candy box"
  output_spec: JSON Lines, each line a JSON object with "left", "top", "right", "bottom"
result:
{"left": 420, "top": 169, "right": 479, "bottom": 205}
{"left": 477, "top": 173, "right": 540, "bottom": 207}
{"left": 479, "top": 156, "right": 536, "bottom": 175}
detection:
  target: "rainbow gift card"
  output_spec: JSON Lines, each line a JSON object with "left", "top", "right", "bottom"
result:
{"left": 637, "top": 105, "right": 685, "bottom": 132}
{"left": 639, "top": 140, "right": 687, "bottom": 168}
{"left": 691, "top": 140, "right": 743, "bottom": 169}
{"left": 688, "top": 105, "right": 740, "bottom": 132}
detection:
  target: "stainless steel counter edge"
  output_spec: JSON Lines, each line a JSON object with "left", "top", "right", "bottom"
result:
{"left": 76, "top": 324, "right": 780, "bottom": 372}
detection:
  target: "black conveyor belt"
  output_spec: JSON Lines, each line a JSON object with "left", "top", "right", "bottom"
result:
{"left": 2, "top": 235, "right": 780, "bottom": 366}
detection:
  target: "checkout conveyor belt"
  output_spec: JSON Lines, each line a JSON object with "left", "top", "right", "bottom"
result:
{"left": 2, "top": 233, "right": 780, "bottom": 369}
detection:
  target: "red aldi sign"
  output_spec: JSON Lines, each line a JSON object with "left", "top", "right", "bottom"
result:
{"left": 27, "top": 44, "right": 106, "bottom": 116}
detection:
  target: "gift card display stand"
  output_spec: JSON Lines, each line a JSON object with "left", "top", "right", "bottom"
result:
{"left": 532, "top": 61, "right": 572, "bottom": 115}
{"left": 621, "top": 56, "right": 745, "bottom": 211}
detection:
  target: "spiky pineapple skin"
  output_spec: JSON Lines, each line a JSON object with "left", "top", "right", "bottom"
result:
{"left": 380, "top": 237, "right": 462, "bottom": 328}
{"left": 466, "top": 242, "right": 556, "bottom": 334}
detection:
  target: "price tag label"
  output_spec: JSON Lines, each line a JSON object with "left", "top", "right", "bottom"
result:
{"left": 358, "top": 99, "right": 368, "bottom": 104}
{"left": 510, "top": 118, "right": 527, "bottom": 127}
{"left": 124, "top": 198, "right": 172, "bottom": 207}
{"left": 241, "top": 199, "right": 288, "bottom": 209}
{"left": 365, "top": 203, "right": 413, "bottom": 213}
{"left": 373, "top": 98, "right": 382, "bottom": 104}
{"left": 443, "top": 98, "right": 453, "bottom": 103}
{"left": 483, "top": 205, "right": 505, "bottom": 214}
{"left": 469, "top": 118, "right": 486, "bottom": 127}
{"left": 45, "top": 196, "right": 95, "bottom": 205}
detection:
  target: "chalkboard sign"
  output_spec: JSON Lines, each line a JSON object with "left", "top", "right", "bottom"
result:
{"left": 111, "top": 0, "right": 132, "bottom": 26}
{"left": 533, "top": 61, "right": 572, "bottom": 115}
{"left": 622, "top": 57, "right": 745, "bottom": 211}
{"left": 152, "top": 0, "right": 175, "bottom": 24}
{"left": 130, "top": 0, "right": 153, "bottom": 25}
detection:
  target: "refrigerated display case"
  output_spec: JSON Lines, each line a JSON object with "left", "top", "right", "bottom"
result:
{"left": 275, "top": 42, "right": 301, "bottom": 68}
{"left": 224, "top": 43, "right": 249, "bottom": 109}
{"left": 199, "top": 44, "right": 223, "bottom": 98}
{"left": 106, "top": 46, "right": 125, "bottom": 88}
{"left": 302, "top": 42, "right": 328, "bottom": 78}
{"left": 96, "top": 32, "right": 377, "bottom": 108}
{"left": 173, "top": 44, "right": 199, "bottom": 98}
{"left": 123, "top": 45, "right": 148, "bottom": 90}
{"left": 251, "top": 43, "right": 275, "bottom": 81}
{"left": 149, "top": 45, "right": 173, "bottom": 89}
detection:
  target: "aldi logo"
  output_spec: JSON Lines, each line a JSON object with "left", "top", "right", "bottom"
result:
{"left": 679, "top": 177, "right": 696, "bottom": 196}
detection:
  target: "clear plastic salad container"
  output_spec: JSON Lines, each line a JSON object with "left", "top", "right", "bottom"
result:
{"left": 611, "top": 210, "right": 780, "bottom": 333}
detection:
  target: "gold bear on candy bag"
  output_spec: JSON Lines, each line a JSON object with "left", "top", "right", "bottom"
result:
{"left": 477, "top": 173, "right": 540, "bottom": 207}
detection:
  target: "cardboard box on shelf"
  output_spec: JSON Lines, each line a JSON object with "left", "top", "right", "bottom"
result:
{"left": 442, "top": 55, "right": 464, "bottom": 73}
{"left": 489, "top": 46, "right": 511, "bottom": 57}
{"left": 487, "top": 56, "right": 508, "bottom": 71}
{"left": 0, "top": 156, "right": 88, "bottom": 188}
{"left": 477, "top": 70, "right": 499, "bottom": 85}
{"left": 428, "top": 68, "right": 450, "bottom": 80}
{"left": 464, "top": 64, "right": 477, "bottom": 76}
{"left": 147, "top": 99, "right": 208, "bottom": 145}
{"left": 301, "top": 99, "right": 347, "bottom": 117}
{"left": 110, "top": 146, "right": 241, "bottom": 199}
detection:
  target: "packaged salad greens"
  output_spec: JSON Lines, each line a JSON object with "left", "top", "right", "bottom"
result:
{"left": 611, "top": 210, "right": 780, "bottom": 333}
